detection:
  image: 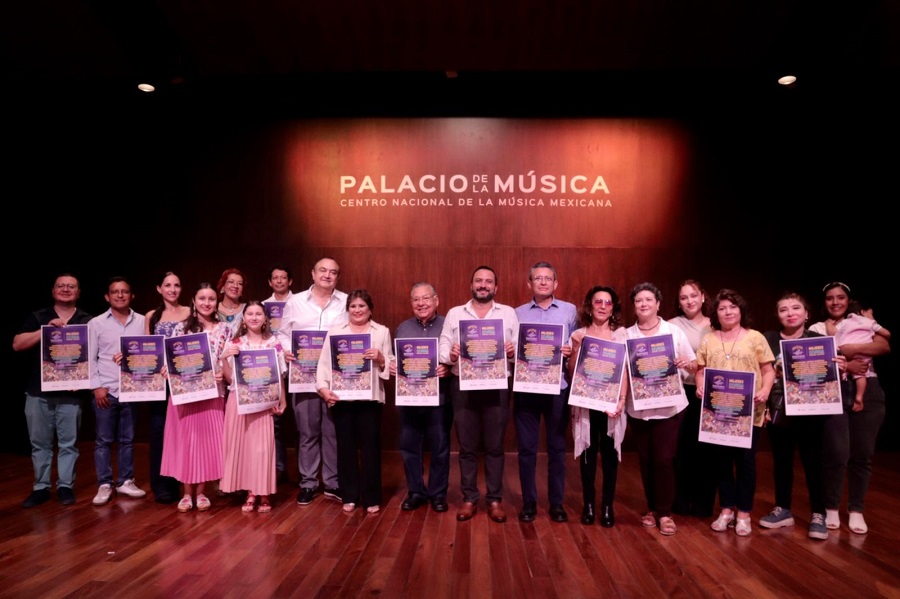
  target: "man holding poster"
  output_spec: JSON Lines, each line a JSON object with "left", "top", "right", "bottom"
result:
{"left": 14, "top": 274, "right": 93, "bottom": 508}
{"left": 391, "top": 282, "right": 453, "bottom": 513}
{"left": 439, "top": 266, "right": 518, "bottom": 523}
{"left": 513, "top": 262, "right": 577, "bottom": 523}
{"left": 87, "top": 277, "right": 148, "bottom": 506}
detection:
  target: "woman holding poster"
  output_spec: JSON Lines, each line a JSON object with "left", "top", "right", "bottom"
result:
{"left": 160, "top": 283, "right": 231, "bottom": 513}
{"left": 624, "top": 282, "right": 696, "bottom": 536}
{"left": 696, "top": 289, "right": 774, "bottom": 537}
{"left": 809, "top": 282, "right": 890, "bottom": 535}
{"left": 316, "top": 289, "right": 392, "bottom": 515}
{"left": 220, "top": 302, "right": 287, "bottom": 513}
{"left": 568, "top": 286, "right": 627, "bottom": 527}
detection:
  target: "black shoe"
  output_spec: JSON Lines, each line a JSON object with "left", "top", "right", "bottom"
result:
{"left": 323, "top": 487, "right": 341, "bottom": 501}
{"left": 297, "top": 487, "right": 316, "bottom": 505}
{"left": 581, "top": 503, "right": 596, "bottom": 525}
{"left": 600, "top": 505, "right": 615, "bottom": 528}
{"left": 57, "top": 487, "right": 76, "bottom": 505}
{"left": 549, "top": 504, "right": 568, "bottom": 523}
{"left": 23, "top": 489, "right": 51, "bottom": 508}
{"left": 430, "top": 497, "right": 448, "bottom": 512}
{"left": 401, "top": 494, "right": 426, "bottom": 511}
{"left": 518, "top": 501, "right": 537, "bottom": 522}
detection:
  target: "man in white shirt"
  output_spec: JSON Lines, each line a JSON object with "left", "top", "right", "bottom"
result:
{"left": 439, "top": 266, "right": 518, "bottom": 523}
{"left": 281, "top": 257, "right": 348, "bottom": 505}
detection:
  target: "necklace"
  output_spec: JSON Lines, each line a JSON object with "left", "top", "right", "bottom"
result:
{"left": 637, "top": 317, "right": 661, "bottom": 332}
{"left": 719, "top": 327, "right": 743, "bottom": 360}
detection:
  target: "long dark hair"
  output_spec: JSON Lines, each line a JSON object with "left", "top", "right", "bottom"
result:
{"left": 673, "top": 278, "right": 710, "bottom": 317}
{"left": 233, "top": 300, "right": 272, "bottom": 341}
{"left": 578, "top": 285, "right": 622, "bottom": 330}
{"left": 184, "top": 282, "right": 219, "bottom": 334}
{"left": 148, "top": 271, "right": 183, "bottom": 333}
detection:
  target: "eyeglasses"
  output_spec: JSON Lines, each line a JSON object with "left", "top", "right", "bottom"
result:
{"left": 109, "top": 289, "right": 131, "bottom": 296}
{"left": 531, "top": 276, "right": 555, "bottom": 283}
{"left": 54, "top": 283, "right": 78, "bottom": 290}
{"left": 411, "top": 294, "right": 435, "bottom": 304}
{"left": 592, "top": 299, "right": 613, "bottom": 306}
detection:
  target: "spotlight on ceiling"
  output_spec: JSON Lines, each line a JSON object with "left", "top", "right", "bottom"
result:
{"left": 777, "top": 75, "right": 797, "bottom": 86}
{"left": 137, "top": 83, "right": 156, "bottom": 93}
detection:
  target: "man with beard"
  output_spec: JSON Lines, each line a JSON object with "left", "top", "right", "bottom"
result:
{"left": 439, "top": 266, "right": 518, "bottom": 523}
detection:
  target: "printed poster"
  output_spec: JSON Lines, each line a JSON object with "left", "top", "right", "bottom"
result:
{"left": 513, "top": 322, "right": 565, "bottom": 394}
{"left": 329, "top": 333, "right": 374, "bottom": 400}
{"left": 459, "top": 318, "right": 508, "bottom": 391}
{"left": 119, "top": 334, "right": 166, "bottom": 402}
{"left": 164, "top": 332, "right": 219, "bottom": 405}
{"left": 568, "top": 336, "right": 627, "bottom": 413}
{"left": 288, "top": 329, "right": 327, "bottom": 393}
{"left": 395, "top": 337, "right": 440, "bottom": 406}
{"left": 234, "top": 348, "right": 282, "bottom": 414}
{"left": 263, "top": 301, "right": 286, "bottom": 334}
{"left": 625, "top": 333, "right": 683, "bottom": 410}
{"left": 780, "top": 336, "right": 843, "bottom": 416}
{"left": 40, "top": 324, "right": 91, "bottom": 391}
{"left": 699, "top": 368, "right": 755, "bottom": 449}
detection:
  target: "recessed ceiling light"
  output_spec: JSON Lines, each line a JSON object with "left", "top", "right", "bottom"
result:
{"left": 777, "top": 75, "right": 797, "bottom": 86}
{"left": 137, "top": 83, "right": 156, "bottom": 93}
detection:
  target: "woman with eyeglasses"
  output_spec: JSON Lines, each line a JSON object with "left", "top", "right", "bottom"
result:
{"left": 624, "top": 282, "right": 697, "bottom": 536}
{"left": 216, "top": 268, "right": 247, "bottom": 337}
{"left": 567, "top": 286, "right": 627, "bottom": 527}
{"left": 809, "top": 282, "right": 890, "bottom": 534}
{"left": 668, "top": 279, "right": 716, "bottom": 518}
{"left": 695, "top": 289, "right": 775, "bottom": 537}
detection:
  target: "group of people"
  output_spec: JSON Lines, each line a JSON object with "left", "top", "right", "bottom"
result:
{"left": 15, "top": 264, "right": 889, "bottom": 540}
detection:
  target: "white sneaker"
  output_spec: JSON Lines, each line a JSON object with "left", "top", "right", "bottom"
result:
{"left": 116, "top": 479, "right": 147, "bottom": 498}
{"left": 92, "top": 484, "right": 113, "bottom": 505}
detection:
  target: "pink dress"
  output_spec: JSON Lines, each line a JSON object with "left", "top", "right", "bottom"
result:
{"left": 160, "top": 322, "right": 230, "bottom": 484}
{"left": 220, "top": 334, "right": 286, "bottom": 495}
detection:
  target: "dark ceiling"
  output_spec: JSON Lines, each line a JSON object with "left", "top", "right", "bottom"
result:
{"left": 3, "top": 1, "right": 899, "bottom": 117}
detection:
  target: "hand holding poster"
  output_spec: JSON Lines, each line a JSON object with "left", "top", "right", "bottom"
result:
{"left": 119, "top": 334, "right": 166, "bottom": 402}
{"left": 625, "top": 333, "right": 683, "bottom": 410}
{"left": 234, "top": 348, "right": 282, "bottom": 414}
{"left": 164, "top": 332, "right": 219, "bottom": 405}
{"left": 395, "top": 337, "right": 440, "bottom": 406}
{"left": 288, "top": 329, "right": 326, "bottom": 393}
{"left": 40, "top": 325, "right": 91, "bottom": 391}
{"left": 568, "top": 336, "right": 627, "bottom": 413}
{"left": 699, "top": 368, "right": 755, "bottom": 449}
{"left": 459, "top": 318, "right": 508, "bottom": 391}
{"left": 513, "top": 322, "right": 564, "bottom": 394}
{"left": 329, "top": 333, "right": 374, "bottom": 400}
{"left": 780, "top": 336, "right": 843, "bottom": 416}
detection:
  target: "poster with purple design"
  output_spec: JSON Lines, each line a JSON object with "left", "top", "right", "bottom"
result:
{"left": 164, "top": 332, "right": 219, "bottom": 405}
{"left": 625, "top": 333, "right": 683, "bottom": 410}
{"left": 513, "top": 322, "right": 565, "bottom": 394}
{"left": 459, "top": 319, "right": 508, "bottom": 391}
{"left": 288, "top": 329, "right": 326, "bottom": 393}
{"left": 780, "top": 336, "right": 843, "bottom": 416}
{"left": 234, "top": 348, "right": 282, "bottom": 414}
{"left": 395, "top": 337, "right": 440, "bottom": 406}
{"left": 40, "top": 325, "right": 91, "bottom": 392}
{"left": 568, "top": 336, "right": 626, "bottom": 413}
{"left": 119, "top": 335, "right": 166, "bottom": 402}
{"left": 699, "top": 368, "right": 755, "bottom": 448}
{"left": 263, "top": 301, "right": 286, "bottom": 334}
{"left": 330, "top": 333, "right": 373, "bottom": 400}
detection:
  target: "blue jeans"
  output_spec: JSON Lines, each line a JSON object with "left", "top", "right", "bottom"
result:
{"left": 93, "top": 395, "right": 136, "bottom": 487}
{"left": 24, "top": 393, "right": 81, "bottom": 490}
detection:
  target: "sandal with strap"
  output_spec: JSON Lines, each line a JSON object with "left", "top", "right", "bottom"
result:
{"left": 658, "top": 516, "right": 677, "bottom": 536}
{"left": 242, "top": 493, "right": 257, "bottom": 513}
{"left": 735, "top": 517, "right": 752, "bottom": 537}
{"left": 711, "top": 510, "right": 735, "bottom": 532}
{"left": 258, "top": 497, "right": 272, "bottom": 513}
{"left": 641, "top": 512, "right": 657, "bottom": 528}
{"left": 196, "top": 494, "right": 211, "bottom": 512}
